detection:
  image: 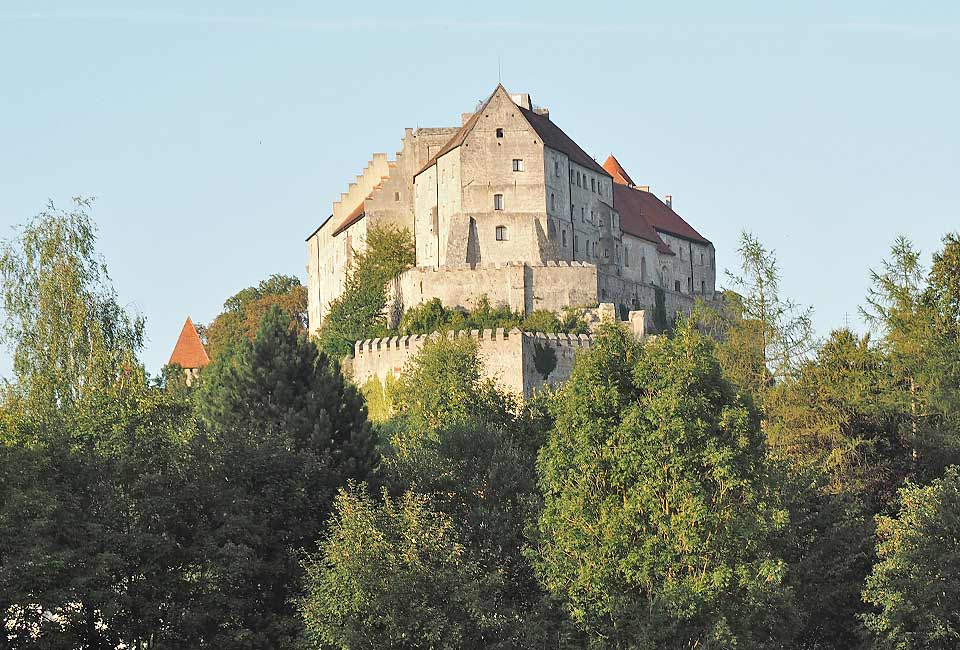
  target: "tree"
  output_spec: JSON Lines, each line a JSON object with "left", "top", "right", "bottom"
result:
{"left": 300, "top": 486, "right": 508, "bottom": 650}
{"left": 388, "top": 334, "right": 515, "bottom": 434}
{"left": 863, "top": 466, "right": 960, "bottom": 650}
{"left": 191, "top": 306, "right": 377, "bottom": 647}
{"left": 317, "top": 225, "right": 415, "bottom": 358}
{"left": 204, "top": 274, "right": 307, "bottom": 359}
{"left": 722, "top": 232, "right": 814, "bottom": 406}
{"left": 0, "top": 197, "right": 144, "bottom": 420}
{"left": 535, "top": 322, "right": 790, "bottom": 649}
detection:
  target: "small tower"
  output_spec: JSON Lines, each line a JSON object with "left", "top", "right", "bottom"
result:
{"left": 168, "top": 317, "right": 210, "bottom": 385}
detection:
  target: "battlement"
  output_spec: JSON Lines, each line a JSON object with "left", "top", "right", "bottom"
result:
{"left": 351, "top": 326, "right": 594, "bottom": 398}
{"left": 354, "top": 327, "right": 592, "bottom": 358}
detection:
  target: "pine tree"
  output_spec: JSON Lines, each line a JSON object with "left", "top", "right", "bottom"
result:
{"left": 191, "top": 306, "right": 377, "bottom": 647}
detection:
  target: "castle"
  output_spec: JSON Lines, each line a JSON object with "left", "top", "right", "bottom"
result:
{"left": 306, "top": 85, "right": 718, "bottom": 395}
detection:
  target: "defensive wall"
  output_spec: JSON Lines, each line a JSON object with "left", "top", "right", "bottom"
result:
{"left": 350, "top": 327, "right": 593, "bottom": 398}
{"left": 392, "top": 260, "right": 709, "bottom": 321}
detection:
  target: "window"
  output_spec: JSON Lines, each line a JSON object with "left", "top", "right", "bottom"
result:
{"left": 575, "top": 235, "right": 580, "bottom": 251}
{"left": 701, "top": 280, "right": 706, "bottom": 293}
{"left": 576, "top": 171, "right": 582, "bottom": 187}
{"left": 550, "top": 193, "right": 555, "bottom": 211}
{"left": 496, "top": 225, "right": 508, "bottom": 241}
{"left": 604, "top": 247, "right": 609, "bottom": 258}
{"left": 562, "top": 230, "right": 567, "bottom": 247}
{"left": 581, "top": 207, "right": 585, "bottom": 222}
{"left": 590, "top": 209, "right": 594, "bottom": 223}
{"left": 700, "top": 252, "right": 704, "bottom": 265}
{"left": 688, "top": 277, "right": 693, "bottom": 293}
{"left": 496, "top": 128, "right": 504, "bottom": 138}
{"left": 591, "top": 178, "right": 596, "bottom": 192}
{"left": 675, "top": 280, "right": 682, "bottom": 292}
{"left": 512, "top": 158, "right": 524, "bottom": 172}
{"left": 555, "top": 160, "right": 560, "bottom": 176}
{"left": 569, "top": 169, "right": 574, "bottom": 182}
{"left": 394, "top": 191, "right": 401, "bottom": 201}
{"left": 625, "top": 246, "right": 630, "bottom": 267}
{"left": 570, "top": 204, "right": 575, "bottom": 219}
{"left": 593, "top": 241, "right": 598, "bottom": 256}
{"left": 494, "top": 194, "right": 504, "bottom": 210}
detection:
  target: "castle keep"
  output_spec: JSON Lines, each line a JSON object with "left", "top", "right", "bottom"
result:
{"left": 306, "top": 85, "right": 719, "bottom": 395}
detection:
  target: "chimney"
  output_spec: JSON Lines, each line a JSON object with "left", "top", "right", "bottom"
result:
{"left": 665, "top": 194, "right": 673, "bottom": 209}
{"left": 639, "top": 185, "right": 650, "bottom": 192}
{"left": 510, "top": 93, "right": 533, "bottom": 110}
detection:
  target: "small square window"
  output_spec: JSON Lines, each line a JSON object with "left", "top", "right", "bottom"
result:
{"left": 496, "top": 225, "right": 508, "bottom": 241}
{"left": 496, "top": 128, "right": 504, "bottom": 138}
{"left": 494, "top": 194, "right": 504, "bottom": 210}
{"left": 512, "top": 159, "right": 524, "bottom": 172}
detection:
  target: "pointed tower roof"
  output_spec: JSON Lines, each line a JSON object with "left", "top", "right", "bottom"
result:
{"left": 602, "top": 154, "right": 635, "bottom": 186}
{"left": 168, "top": 317, "right": 210, "bottom": 369}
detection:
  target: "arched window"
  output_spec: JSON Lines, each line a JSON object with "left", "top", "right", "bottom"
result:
{"left": 496, "top": 225, "right": 508, "bottom": 241}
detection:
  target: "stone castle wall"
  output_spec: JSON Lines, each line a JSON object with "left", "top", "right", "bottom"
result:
{"left": 395, "top": 261, "right": 599, "bottom": 316}
{"left": 350, "top": 328, "right": 593, "bottom": 397}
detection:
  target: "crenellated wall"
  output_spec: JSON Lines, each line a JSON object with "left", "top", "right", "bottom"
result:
{"left": 350, "top": 327, "right": 593, "bottom": 397}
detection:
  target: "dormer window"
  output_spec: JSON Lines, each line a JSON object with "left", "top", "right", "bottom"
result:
{"left": 496, "top": 128, "right": 504, "bottom": 138}
{"left": 496, "top": 225, "right": 508, "bottom": 241}
{"left": 494, "top": 194, "right": 504, "bottom": 210}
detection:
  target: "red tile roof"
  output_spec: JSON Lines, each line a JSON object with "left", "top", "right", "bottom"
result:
{"left": 614, "top": 183, "right": 674, "bottom": 254}
{"left": 602, "top": 154, "right": 635, "bottom": 186}
{"left": 614, "top": 183, "right": 710, "bottom": 247}
{"left": 168, "top": 317, "right": 210, "bottom": 369}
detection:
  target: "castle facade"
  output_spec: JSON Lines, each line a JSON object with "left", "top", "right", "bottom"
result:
{"left": 306, "top": 85, "right": 717, "bottom": 338}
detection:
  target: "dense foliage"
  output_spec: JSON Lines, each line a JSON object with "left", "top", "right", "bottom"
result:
{"left": 536, "top": 322, "right": 791, "bottom": 649}
{"left": 863, "top": 467, "right": 960, "bottom": 649}
{"left": 3, "top": 197, "right": 959, "bottom": 650}
{"left": 203, "top": 273, "right": 307, "bottom": 359}
{"left": 316, "top": 225, "right": 415, "bottom": 358}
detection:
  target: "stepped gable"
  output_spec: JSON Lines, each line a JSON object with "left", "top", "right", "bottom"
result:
{"left": 416, "top": 85, "right": 609, "bottom": 178}
{"left": 168, "top": 317, "right": 210, "bottom": 369}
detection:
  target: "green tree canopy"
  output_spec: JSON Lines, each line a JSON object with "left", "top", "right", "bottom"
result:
{"left": 300, "top": 486, "right": 509, "bottom": 650}
{"left": 190, "top": 306, "right": 377, "bottom": 646}
{"left": 317, "top": 225, "right": 415, "bottom": 358}
{"left": 535, "top": 322, "right": 790, "bottom": 649}
{"left": 863, "top": 466, "right": 960, "bottom": 650}
{"left": 204, "top": 273, "right": 307, "bottom": 360}
{"left": 0, "top": 198, "right": 144, "bottom": 420}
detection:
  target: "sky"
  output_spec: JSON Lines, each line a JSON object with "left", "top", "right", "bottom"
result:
{"left": 1, "top": 1, "right": 958, "bottom": 378}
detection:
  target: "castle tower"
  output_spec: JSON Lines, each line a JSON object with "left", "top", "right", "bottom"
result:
{"left": 168, "top": 317, "right": 210, "bottom": 385}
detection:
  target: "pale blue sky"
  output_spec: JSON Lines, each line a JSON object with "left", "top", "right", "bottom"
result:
{"left": 1, "top": 1, "right": 958, "bottom": 377}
